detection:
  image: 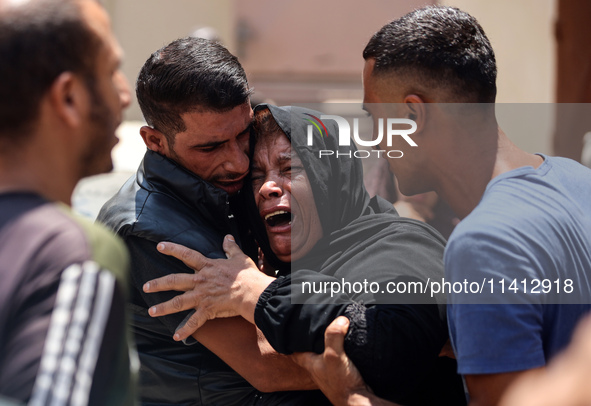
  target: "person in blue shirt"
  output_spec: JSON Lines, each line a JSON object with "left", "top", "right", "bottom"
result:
{"left": 295, "top": 5, "right": 591, "bottom": 406}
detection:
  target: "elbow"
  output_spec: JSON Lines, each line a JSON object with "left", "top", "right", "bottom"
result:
{"left": 251, "top": 381, "right": 277, "bottom": 393}
{"left": 253, "top": 380, "right": 315, "bottom": 393}
{"left": 242, "top": 363, "right": 315, "bottom": 392}
{"left": 235, "top": 361, "right": 283, "bottom": 392}
{"left": 246, "top": 374, "right": 287, "bottom": 393}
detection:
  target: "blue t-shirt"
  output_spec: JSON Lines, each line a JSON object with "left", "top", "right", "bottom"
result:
{"left": 445, "top": 155, "right": 591, "bottom": 375}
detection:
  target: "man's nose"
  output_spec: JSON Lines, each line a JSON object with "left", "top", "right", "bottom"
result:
{"left": 115, "top": 71, "right": 132, "bottom": 110}
{"left": 224, "top": 138, "right": 250, "bottom": 175}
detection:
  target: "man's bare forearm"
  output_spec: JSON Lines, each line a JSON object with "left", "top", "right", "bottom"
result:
{"left": 194, "top": 316, "right": 317, "bottom": 392}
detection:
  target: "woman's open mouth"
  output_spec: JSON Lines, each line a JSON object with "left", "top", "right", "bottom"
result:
{"left": 264, "top": 210, "right": 293, "bottom": 228}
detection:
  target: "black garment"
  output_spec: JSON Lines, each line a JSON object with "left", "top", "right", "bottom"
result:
{"left": 250, "top": 105, "right": 466, "bottom": 405}
{"left": 0, "top": 192, "right": 135, "bottom": 406}
{"left": 98, "top": 151, "right": 329, "bottom": 406}
{"left": 98, "top": 151, "right": 258, "bottom": 406}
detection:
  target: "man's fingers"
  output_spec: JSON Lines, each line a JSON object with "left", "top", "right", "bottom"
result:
{"left": 148, "top": 292, "right": 195, "bottom": 317}
{"left": 222, "top": 234, "right": 243, "bottom": 259}
{"left": 143, "top": 272, "right": 197, "bottom": 293}
{"left": 157, "top": 241, "right": 208, "bottom": 271}
{"left": 173, "top": 312, "right": 207, "bottom": 341}
{"left": 324, "top": 316, "right": 349, "bottom": 355}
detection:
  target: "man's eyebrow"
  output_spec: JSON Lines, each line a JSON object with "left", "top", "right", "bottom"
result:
{"left": 191, "top": 139, "right": 226, "bottom": 149}
{"left": 190, "top": 122, "right": 252, "bottom": 149}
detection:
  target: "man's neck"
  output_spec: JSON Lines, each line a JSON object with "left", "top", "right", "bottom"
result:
{"left": 0, "top": 149, "right": 76, "bottom": 206}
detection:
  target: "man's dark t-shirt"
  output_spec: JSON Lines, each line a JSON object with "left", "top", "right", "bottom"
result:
{"left": 0, "top": 192, "right": 135, "bottom": 405}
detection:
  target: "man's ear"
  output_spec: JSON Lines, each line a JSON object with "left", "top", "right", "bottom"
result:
{"left": 403, "top": 94, "right": 427, "bottom": 134}
{"left": 140, "top": 125, "right": 169, "bottom": 154}
{"left": 49, "top": 72, "right": 87, "bottom": 128}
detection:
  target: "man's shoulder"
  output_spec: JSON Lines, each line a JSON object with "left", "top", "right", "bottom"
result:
{"left": 0, "top": 194, "right": 129, "bottom": 297}
{"left": 100, "top": 189, "right": 228, "bottom": 265}
{"left": 452, "top": 170, "right": 569, "bottom": 242}
{"left": 69, "top": 212, "right": 129, "bottom": 286}
{"left": 99, "top": 170, "right": 227, "bottom": 237}
{"left": 97, "top": 174, "right": 144, "bottom": 233}
{"left": 447, "top": 202, "right": 520, "bottom": 249}
{"left": 451, "top": 155, "right": 591, "bottom": 250}
{"left": 29, "top": 199, "right": 127, "bottom": 272}
{"left": 444, "top": 197, "right": 541, "bottom": 281}
{"left": 0, "top": 194, "right": 90, "bottom": 254}
{"left": 484, "top": 156, "right": 591, "bottom": 215}
{"left": 546, "top": 154, "right": 591, "bottom": 176}
{"left": 123, "top": 191, "right": 228, "bottom": 256}
{"left": 446, "top": 160, "right": 591, "bottom": 282}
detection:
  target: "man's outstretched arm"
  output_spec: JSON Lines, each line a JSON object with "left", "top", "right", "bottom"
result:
{"left": 143, "top": 236, "right": 317, "bottom": 392}
{"left": 193, "top": 317, "right": 317, "bottom": 392}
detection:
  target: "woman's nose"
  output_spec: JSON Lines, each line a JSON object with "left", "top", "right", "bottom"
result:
{"left": 259, "top": 179, "right": 283, "bottom": 199}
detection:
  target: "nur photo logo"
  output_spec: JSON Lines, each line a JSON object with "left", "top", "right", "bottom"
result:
{"left": 305, "top": 114, "right": 418, "bottom": 159}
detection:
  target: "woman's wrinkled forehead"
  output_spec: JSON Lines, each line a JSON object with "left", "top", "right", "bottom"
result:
{"left": 252, "top": 130, "right": 307, "bottom": 176}
{"left": 252, "top": 131, "right": 289, "bottom": 168}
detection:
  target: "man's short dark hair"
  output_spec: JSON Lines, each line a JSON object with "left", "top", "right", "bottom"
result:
{"left": 0, "top": 0, "right": 102, "bottom": 141}
{"left": 363, "top": 6, "right": 497, "bottom": 103}
{"left": 136, "top": 37, "right": 252, "bottom": 143}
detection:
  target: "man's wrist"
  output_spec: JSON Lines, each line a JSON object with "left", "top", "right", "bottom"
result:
{"left": 238, "top": 270, "right": 275, "bottom": 324}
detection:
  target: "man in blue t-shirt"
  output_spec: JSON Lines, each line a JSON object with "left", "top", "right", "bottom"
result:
{"left": 290, "top": 6, "right": 591, "bottom": 406}
{"left": 445, "top": 155, "right": 591, "bottom": 380}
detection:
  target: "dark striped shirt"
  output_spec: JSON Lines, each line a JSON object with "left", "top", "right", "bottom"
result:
{"left": 0, "top": 192, "right": 136, "bottom": 406}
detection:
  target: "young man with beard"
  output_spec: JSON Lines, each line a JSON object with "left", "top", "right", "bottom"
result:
{"left": 98, "top": 38, "right": 321, "bottom": 405}
{"left": 0, "top": 0, "right": 135, "bottom": 404}
{"left": 293, "top": 6, "right": 591, "bottom": 406}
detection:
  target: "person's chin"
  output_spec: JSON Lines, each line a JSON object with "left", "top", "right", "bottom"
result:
{"left": 215, "top": 179, "right": 245, "bottom": 195}
{"left": 81, "top": 157, "right": 113, "bottom": 178}
{"left": 269, "top": 238, "right": 291, "bottom": 263}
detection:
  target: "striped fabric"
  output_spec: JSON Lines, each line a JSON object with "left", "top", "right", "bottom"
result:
{"left": 29, "top": 261, "right": 115, "bottom": 406}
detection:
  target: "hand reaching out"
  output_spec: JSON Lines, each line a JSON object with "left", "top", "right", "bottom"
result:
{"left": 143, "top": 235, "right": 275, "bottom": 341}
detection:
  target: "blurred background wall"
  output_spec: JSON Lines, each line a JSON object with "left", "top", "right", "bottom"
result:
{"left": 104, "top": 0, "right": 559, "bottom": 153}
{"left": 74, "top": 0, "right": 591, "bottom": 218}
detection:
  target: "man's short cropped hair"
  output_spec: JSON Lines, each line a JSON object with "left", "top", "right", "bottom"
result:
{"left": 0, "top": 0, "right": 102, "bottom": 141}
{"left": 363, "top": 6, "right": 497, "bottom": 103}
{"left": 136, "top": 37, "right": 253, "bottom": 143}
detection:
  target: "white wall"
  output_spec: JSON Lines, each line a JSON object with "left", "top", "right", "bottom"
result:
{"left": 104, "top": 0, "right": 236, "bottom": 122}
{"left": 103, "top": 0, "right": 558, "bottom": 153}
{"left": 442, "top": 0, "right": 556, "bottom": 153}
